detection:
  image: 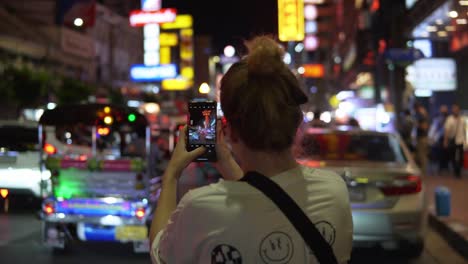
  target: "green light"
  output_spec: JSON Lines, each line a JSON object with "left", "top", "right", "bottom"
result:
{"left": 128, "top": 113, "right": 136, "bottom": 122}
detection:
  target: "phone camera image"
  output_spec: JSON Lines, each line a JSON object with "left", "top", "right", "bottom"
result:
{"left": 187, "top": 101, "right": 217, "bottom": 162}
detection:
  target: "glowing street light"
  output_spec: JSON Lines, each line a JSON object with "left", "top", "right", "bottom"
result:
{"left": 74, "top": 18, "right": 84, "bottom": 27}
{"left": 199, "top": 82, "right": 210, "bottom": 94}
{"left": 224, "top": 45, "right": 235, "bottom": 57}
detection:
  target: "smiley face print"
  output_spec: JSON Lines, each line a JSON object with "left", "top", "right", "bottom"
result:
{"left": 259, "top": 232, "right": 294, "bottom": 264}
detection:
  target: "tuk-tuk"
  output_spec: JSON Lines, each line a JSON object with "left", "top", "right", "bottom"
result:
{"left": 38, "top": 103, "right": 159, "bottom": 253}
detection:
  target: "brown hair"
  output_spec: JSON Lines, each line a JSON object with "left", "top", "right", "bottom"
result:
{"left": 220, "top": 36, "right": 307, "bottom": 152}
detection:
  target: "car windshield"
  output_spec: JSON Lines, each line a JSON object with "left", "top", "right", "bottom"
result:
{"left": 296, "top": 132, "right": 407, "bottom": 163}
{"left": 0, "top": 125, "right": 38, "bottom": 152}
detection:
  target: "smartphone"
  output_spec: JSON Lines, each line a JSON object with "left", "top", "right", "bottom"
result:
{"left": 187, "top": 100, "right": 217, "bottom": 162}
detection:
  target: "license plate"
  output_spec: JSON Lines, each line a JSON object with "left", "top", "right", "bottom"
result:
{"left": 348, "top": 186, "right": 366, "bottom": 202}
{"left": 115, "top": 226, "right": 147, "bottom": 241}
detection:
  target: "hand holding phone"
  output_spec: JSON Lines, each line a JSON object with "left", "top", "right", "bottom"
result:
{"left": 186, "top": 100, "right": 217, "bottom": 162}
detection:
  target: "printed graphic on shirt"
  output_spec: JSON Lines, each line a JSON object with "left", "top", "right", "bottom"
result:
{"left": 211, "top": 244, "right": 243, "bottom": 264}
{"left": 315, "top": 221, "right": 336, "bottom": 246}
{"left": 259, "top": 232, "right": 294, "bottom": 264}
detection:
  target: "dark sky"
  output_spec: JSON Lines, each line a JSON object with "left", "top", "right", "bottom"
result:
{"left": 162, "top": 0, "right": 278, "bottom": 54}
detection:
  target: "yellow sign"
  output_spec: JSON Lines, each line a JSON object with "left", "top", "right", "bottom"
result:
{"left": 162, "top": 78, "right": 193, "bottom": 90}
{"left": 160, "top": 47, "right": 171, "bottom": 64}
{"left": 181, "top": 66, "right": 194, "bottom": 79}
{"left": 278, "top": 0, "right": 305, "bottom": 41}
{"left": 160, "top": 33, "right": 178, "bottom": 46}
{"left": 161, "top": 15, "right": 193, "bottom": 29}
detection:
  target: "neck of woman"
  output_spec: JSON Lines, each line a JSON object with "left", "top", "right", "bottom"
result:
{"left": 238, "top": 148, "right": 299, "bottom": 178}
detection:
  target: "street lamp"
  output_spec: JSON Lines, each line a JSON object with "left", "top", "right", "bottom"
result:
{"left": 224, "top": 45, "right": 235, "bottom": 57}
{"left": 199, "top": 82, "right": 210, "bottom": 94}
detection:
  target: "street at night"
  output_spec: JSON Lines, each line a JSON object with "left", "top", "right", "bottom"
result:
{"left": 0, "top": 200, "right": 466, "bottom": 264}
{"left": 1, "top": 0, "right": 468, "bottom": 263}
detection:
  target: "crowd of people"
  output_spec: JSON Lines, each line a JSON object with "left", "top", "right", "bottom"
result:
{"left": 398, "top": 103, "right": 467, "bottom": 178}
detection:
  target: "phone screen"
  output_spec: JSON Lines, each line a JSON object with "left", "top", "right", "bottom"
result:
{"left": 187, "top": 101, "right": 217, "bottom": 162}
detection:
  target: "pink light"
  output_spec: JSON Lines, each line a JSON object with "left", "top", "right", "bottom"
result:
{"left": 304, "top": 5, "right": 318, "bottom": 20}
{"left": 304, "top": 35, "right": 319, "bottom": 51}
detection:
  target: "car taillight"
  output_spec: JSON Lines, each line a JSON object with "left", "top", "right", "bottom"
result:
{"left": 44, "top": 143, "right": 57, "bottom": 155}
{"left": 135, "top": 207, "right": 145, "bottom": 219}
{"left": 43, "top": 202, "right": 55, "bottom": 215}
{"left": 379, "top": 175, "right": 422, "bottom": 196}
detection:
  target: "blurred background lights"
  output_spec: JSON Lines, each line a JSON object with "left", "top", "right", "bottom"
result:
{"left": 283, "top": 52, "right": 292, "bottom": 64}
{"left": 47, "top": 102, "right": 57, "bottom": 110}
{"left": 297, "top": 67, "right": 305, "bottom": 74}
{"left": 224, "top": 45, "right": 235, "bottom": 57}
{"left": 339, "top": 101, "right": 355, "bottom": 113}
{"left": 295, "top": 43, "right": 305, "bottom": 53}
{"left": 448, "top": 10, "right": 458, "bottom": 18}
{"left": 320, "top": 112, "right": 332, "bottom": 123}
{"left": 143, "top": 103, "right": 160, "bottom": 114}
{"left": 127, "top": 114, "right": 136, "bottom": 122}
{"left": 74, "top": 18, "right": 84, "bottom": 27}
{"left": 104, "top": 116, "right": 113, "bottom": 125}
{"left": 305, "top": 111, "right": 315, "bottom": 121}
{"left": 199, "top": 82, "right": 210, "bottom": 94}
{"left": 304, "top": 5, "right": 318, "bottom": 20}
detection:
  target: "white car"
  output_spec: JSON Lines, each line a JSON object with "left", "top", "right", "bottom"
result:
{"left": 0, "top": 120, "right": 51, "bottom": 199}
{"left": 295, "top": 128, "right": 426, "bottom": 258}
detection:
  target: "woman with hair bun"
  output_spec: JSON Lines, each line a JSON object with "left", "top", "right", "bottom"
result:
{"left": 149, "top": 35, "right": 353, "bottom": 263}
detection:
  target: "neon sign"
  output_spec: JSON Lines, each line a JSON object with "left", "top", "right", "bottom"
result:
{"left": 130, "top": 64, "right": 177, "bottom": 82}
{"left": 129, "top": 8, "right": 177, "bottom": 27}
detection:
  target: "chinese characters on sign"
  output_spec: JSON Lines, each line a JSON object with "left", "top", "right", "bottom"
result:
{"left": 278, "top": 0, "right": 305, "bottom": 42}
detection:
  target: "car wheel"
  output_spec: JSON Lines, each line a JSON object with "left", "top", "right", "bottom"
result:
{"left": 399, "top": 238, "right": 424, "bottom": 259}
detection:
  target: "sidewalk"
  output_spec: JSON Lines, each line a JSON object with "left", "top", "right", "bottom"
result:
{"left": 425, "top": 169, "right": 468, "bottom": 259}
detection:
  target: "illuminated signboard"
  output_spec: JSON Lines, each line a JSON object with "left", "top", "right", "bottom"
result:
{"left": 160, "top": 33, "right": 178, "bottom": 46}
{"left": 141, "top": 0, "right": 161, "bottom": 10}
{"left": 129, "top": 8, "right": 177, "bottom": 27}
{"left": 160, "top": 47, "right": 171, "bottom": 64}
{"left": 162, "top": 78, "right": 193, "bottom": 90}
{"left": 161, "top": 14, "right": 193, "bottom": 29}
{"left": 302, "top": 64, "right": 324, "bottom": 78}
{"left": 407, "top": 58, "right": 457, "bottom": 91}
{"left": 130, "top": 64, "right": 177, "bottom": 82}
{"left": 278, "top": 0, "right": 305, "bottom": 41}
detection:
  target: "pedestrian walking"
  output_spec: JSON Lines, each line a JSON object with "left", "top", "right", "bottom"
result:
{"left": 444, "top": 104, "right": 467, "bottom": 178}
{"left": 428, "top": 105, "right": 449, "bottom": 173}
{"left": 414, "top": 103, "right": 430, "bottom": 175}
{"left": 398, "top": 109, "right": 415, "bottom": 153}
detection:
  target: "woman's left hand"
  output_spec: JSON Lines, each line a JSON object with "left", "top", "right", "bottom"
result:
{"left": 165, "top": 125, "right": 206, "bottom": 180}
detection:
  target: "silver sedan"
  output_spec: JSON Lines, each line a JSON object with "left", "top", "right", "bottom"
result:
{"left": 295, "top": 127, "right": 426, "bottom": 258}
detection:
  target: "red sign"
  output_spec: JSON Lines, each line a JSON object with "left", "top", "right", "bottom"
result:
{"left": 129, "top": 8, "right": 177, "bottom": 27}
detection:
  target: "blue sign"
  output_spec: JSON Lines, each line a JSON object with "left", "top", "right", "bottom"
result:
{"left": 384, "top": 48, "right": 425, "bottom": 62}
{"left": 130, "top": 64, "right": 177, "bottom": 82}
{"left": 141, "top": 0, "right": 161, "bottom": 11}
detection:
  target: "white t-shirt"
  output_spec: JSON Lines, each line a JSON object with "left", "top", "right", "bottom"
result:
{"left": 444, "top": 115, "right": 466, "bottom": 145}
{"left": 151, "top": 165, "right": 353, "bottom": 264}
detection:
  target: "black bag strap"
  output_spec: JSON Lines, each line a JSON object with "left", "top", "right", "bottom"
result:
{"left": 240, "top": 171, "right": 338, "bottom": 264}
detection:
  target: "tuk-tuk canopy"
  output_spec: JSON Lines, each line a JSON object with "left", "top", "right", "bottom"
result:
{"left": 39, "top": 103, "right": 148, "bottom": 127}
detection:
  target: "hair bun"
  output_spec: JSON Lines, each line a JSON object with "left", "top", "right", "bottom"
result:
{"left": 246, "top": 36, "right": 285, "bottom": 75}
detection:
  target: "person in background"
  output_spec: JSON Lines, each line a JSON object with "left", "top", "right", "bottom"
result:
{"left": 428, "top": 105, "right": 449, "bottom": 174}
{"left": 414, "top": 103, "right": 430, "bottom": 175}
{"left": 149, "top": 36, "right": 352, "bottom": 263}
{"left": 398, "top": 109, "right": 415, "bottom": 153}
{"left": 444, "top": 104, "right": 467, "bottom": 178}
